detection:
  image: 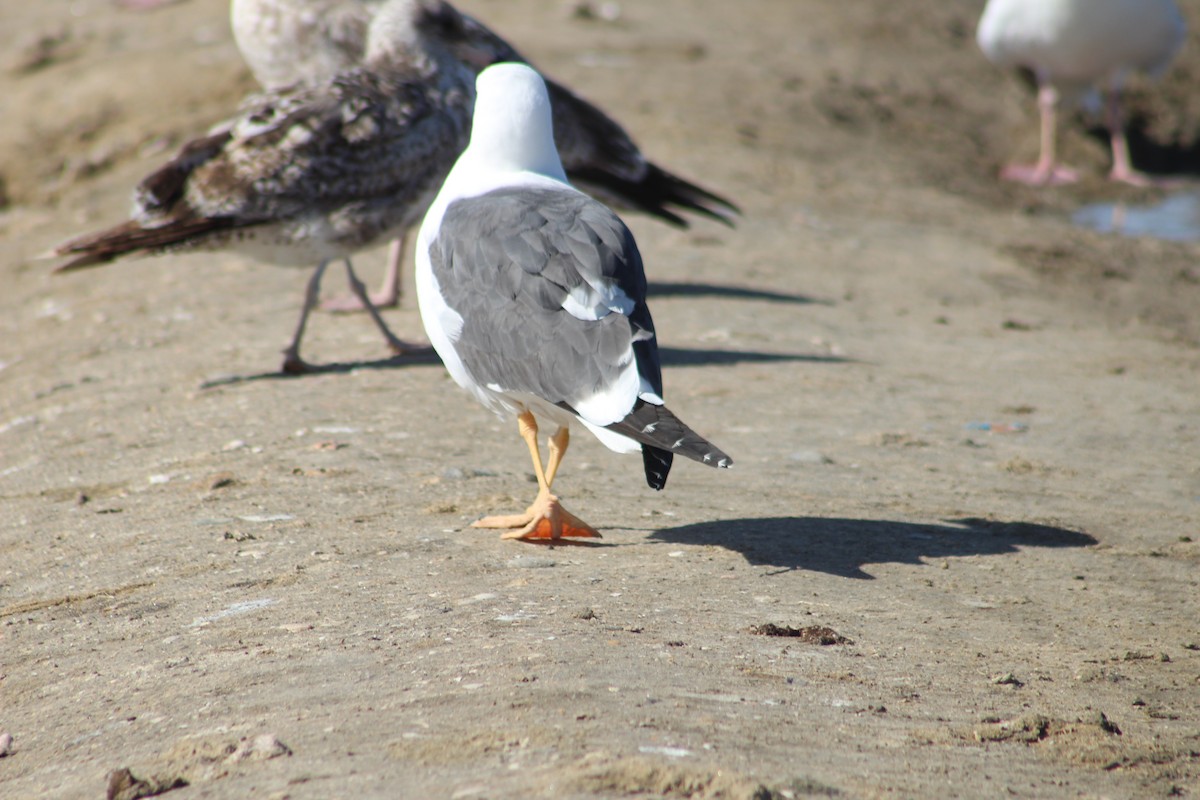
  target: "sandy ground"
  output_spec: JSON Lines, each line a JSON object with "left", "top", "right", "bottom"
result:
{"left": 2, "top": 0, "right": 1199, "bottom": 797}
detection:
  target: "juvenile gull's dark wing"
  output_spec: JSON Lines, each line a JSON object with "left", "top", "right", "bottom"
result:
{"left": 55, "top": 65, "right": 473, "bottom": 270}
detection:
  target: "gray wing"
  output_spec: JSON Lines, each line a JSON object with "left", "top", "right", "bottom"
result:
{"left": 430, "top": 186, "right": 661, "bottom": 412}
{"left": 430, "top": 185, "right": 732, "bottom": 486}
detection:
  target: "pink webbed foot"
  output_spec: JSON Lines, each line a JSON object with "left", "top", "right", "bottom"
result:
{"left": 1000, "top": 162, "right": 1080, "bottom": 187}
{"left": 320, "top": 290, "right": 400, "bottom": 313}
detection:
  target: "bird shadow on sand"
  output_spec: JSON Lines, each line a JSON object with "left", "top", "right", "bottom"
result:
{"left": 649, "top": 516, "right": 1097, "bottom": 579}
{"left": 200, "top": 345, "right": 848, "bottom": 388}
{"left": 198, "top": 352, "right": 443, "bottom": 388}
{"left": 647, "top": 281, "right": 827, "bottom": 306}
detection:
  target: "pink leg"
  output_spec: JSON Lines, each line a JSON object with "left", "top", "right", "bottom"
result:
{"left": 340, "top": 258, "right": 431, "bottom": 356}
{"left": 1106, "top": 91, "right": 1173, "bottom": 187}
{"left": 1000, "top": 84, "right": 1079, "bottom": 186}
{"left": 320, "top": 236, "right": 404, "bottom": 312}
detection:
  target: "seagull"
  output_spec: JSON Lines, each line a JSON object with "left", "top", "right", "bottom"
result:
{"left": 977, "top": 0, "right": 1186, "bottom": 186}
{"left": 231, "top": 0, "right": 389, "bottom": 92}
{"left": 230, "top": 0, "right": 739, "bottom": 313}
{"left": 416, "top": 63, "right": 732, "bottom": 541}
{"left": 54, "top": 0, "right": 476, "bottom": 373}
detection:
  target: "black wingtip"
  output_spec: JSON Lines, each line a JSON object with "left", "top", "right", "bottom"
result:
{"left": 642, "top": 446, "right": 674, "bottom": 491}
{"left": 568, "top": 163, "right": 741, "bottom": 231}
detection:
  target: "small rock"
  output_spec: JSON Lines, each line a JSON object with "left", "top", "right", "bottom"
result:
{"left": 224, "top": 733, "right": 292, "bottom": 763}
{"left": 570, "top": 1, "right": 622, "bottom": 22}
{"left": 990, "top": 672, "right": 1024, "bottom": 687}
{"left": 205, "top": 472, "right": 236, "bottom": 491}
{"left": 106, "top": 767, "right": 187, "bottom": 800}
{"left": 574, "top": 607, "right": 597, "bottom": 620}
{"left": 0, "top": 731, "right": 13, "bottom": 757}
{"left": 1089, "top": 711, "right": 1122, "bottom": 736}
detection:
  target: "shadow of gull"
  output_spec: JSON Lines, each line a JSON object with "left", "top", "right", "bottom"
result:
{"left": 649, "top": 516, "right": 1097, "bottom": 579}
{"left": 201, "top": 345, "right": 849, "bottom": 387}
{"left": 199, "top": 351, "right": 443, "bottom": 388}
{"left": 648, "top": 281, "right": 828, "bottom": 306}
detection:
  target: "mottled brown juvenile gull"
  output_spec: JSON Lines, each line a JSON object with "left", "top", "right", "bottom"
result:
{"left": 231, "top": 0, "right": 739, "bottom": 312}
{"left": 54, "top": 0, "right": 475, "bottom": 373}
{"left": 416, "top": 63, "right": 732, "bottom": 541}
{"left": 977, "top": 0, "right": 1186, "bottom": 186}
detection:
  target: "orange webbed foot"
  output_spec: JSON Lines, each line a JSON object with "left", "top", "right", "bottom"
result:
{"left": 473, "top": 491, "right": 601, "bottom": 541}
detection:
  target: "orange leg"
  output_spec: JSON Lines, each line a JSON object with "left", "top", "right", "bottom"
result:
{"left": 472, "top": 412, "right": 601, "bottom": 541}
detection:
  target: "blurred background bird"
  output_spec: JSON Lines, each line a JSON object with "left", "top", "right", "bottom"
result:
{"left": 231, "top": 0, "right": 739, "bottom": 314}
{"left": 977, "top": 0, "right": 1186, "bottom": 186}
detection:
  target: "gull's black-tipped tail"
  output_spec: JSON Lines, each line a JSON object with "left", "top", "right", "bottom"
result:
{"left": 606, "top": 399, "right": 732, "bottom": 490}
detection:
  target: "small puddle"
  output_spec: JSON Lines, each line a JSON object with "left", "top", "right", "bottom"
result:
{"left": 1072, "top": 190, "right": 1200, "bottom": 242}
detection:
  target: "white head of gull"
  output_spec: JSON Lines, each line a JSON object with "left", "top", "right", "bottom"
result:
{"left": 416, "top": 63, "right": 732, "bottom": 542}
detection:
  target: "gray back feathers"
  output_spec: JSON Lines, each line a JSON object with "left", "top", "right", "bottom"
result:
{"left": 430, "top": 186, "right": 657, "bottom": 409}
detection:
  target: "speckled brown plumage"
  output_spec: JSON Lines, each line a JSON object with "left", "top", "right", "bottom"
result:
{"left": 54, "top": 0, "right": 476, "bottom": 371}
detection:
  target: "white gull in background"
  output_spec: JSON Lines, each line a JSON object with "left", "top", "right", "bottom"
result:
{"left": 54, "top": 0, "right": 475, "bottom": 373}
{"left": 231, "top": 0, "right": 739, "bottom": 313}
{"left": 416, "top": 63, "right": 731, "bottom": 541}
{"left": 977, "top": 0, "right": 1186, "bottom": 186}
